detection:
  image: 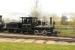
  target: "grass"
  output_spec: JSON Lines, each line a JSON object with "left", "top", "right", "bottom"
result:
{"left": 55, "top": 25, "right": 75, "bottom": 37}
{"left": 59, "top": 29, "right": 75, "bottom": 36}
{"left": 0, "top": 42, "right": 75, "bottom": 50}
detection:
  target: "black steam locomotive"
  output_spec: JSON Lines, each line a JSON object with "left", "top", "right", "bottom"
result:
{"left": 0, "top": 15, "right": 58, "bottom": 36}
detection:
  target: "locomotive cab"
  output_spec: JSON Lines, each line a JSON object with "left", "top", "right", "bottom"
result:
{"left": 20, "top": 17, "right": 38, "bottom": 33}
{"left": 0, "top": 15, "right": 4, "bottom": 32}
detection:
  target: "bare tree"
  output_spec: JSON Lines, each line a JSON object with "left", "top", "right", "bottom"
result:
{"left": 61, "top": 15, "right": 68, "bottom": 25}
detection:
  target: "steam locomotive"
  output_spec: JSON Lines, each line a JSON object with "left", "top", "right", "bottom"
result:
{"left": 0, "top": 15, "right": 58, "bottom": 36}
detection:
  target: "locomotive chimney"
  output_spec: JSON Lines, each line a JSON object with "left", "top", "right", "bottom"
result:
{"left": 50, "top": 17, "right": 55, "bottom": 28}
{"left": 0, "top": 15, "right": 2, "bottom": 22}
{"left": 21, "top": 17, "right": 23, "bottom": 23}
{"left": 50, "top": 17, "right": 52, "bottom": 25}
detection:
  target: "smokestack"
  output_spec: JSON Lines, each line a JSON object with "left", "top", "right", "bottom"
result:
{"left": 0, "top": 15, "right": 2, "bottom": 22}
{"left": 50, "top": 17, "right": 52, "bottom": 25}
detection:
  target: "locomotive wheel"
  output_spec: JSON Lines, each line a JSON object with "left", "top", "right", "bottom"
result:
{"left": 42, "top": 30, "right": 47, "bottom": 36}
{"left": 0, "top": 28, "right": 4, "bottom": 32}
{"left": 8, "top": 29, "right": 13, "bottom": 33}
{"left": 34, "top": 30, "right": 39, "bottom": 35}
{"left": 16, "top": 29, "right": 21, "bottom": 33}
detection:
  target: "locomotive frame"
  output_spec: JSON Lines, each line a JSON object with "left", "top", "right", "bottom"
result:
{"left": 0, "top": 15, "right": 58, "bottom": 36}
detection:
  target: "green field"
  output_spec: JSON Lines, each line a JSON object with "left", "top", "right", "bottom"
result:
{"left": 0, "top": 42, "right": 75, "bottom": 50}
{"left": 55, "top": 25, "right": 75, "bottom": 37}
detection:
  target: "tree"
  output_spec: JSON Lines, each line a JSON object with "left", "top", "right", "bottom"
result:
{"left": 61, "top": 15, "right": 68, "bottom": 25}
{"left": 31, "top": 9, "right": 40, "bottom": 17}
{"left": 69, "top": 13, "right": 75, "bottom": 25}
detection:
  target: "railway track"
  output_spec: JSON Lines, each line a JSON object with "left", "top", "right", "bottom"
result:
{"left": 0, "top": 32, "right": 75, "bottom": 43}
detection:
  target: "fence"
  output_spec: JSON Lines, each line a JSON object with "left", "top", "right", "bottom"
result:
{"left": 55, "top": 25, "right": 75, "bottom": 37}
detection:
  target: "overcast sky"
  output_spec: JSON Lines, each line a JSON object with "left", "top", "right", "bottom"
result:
{"left": 0, "top": 0, "right": 75, "bottom": 21}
